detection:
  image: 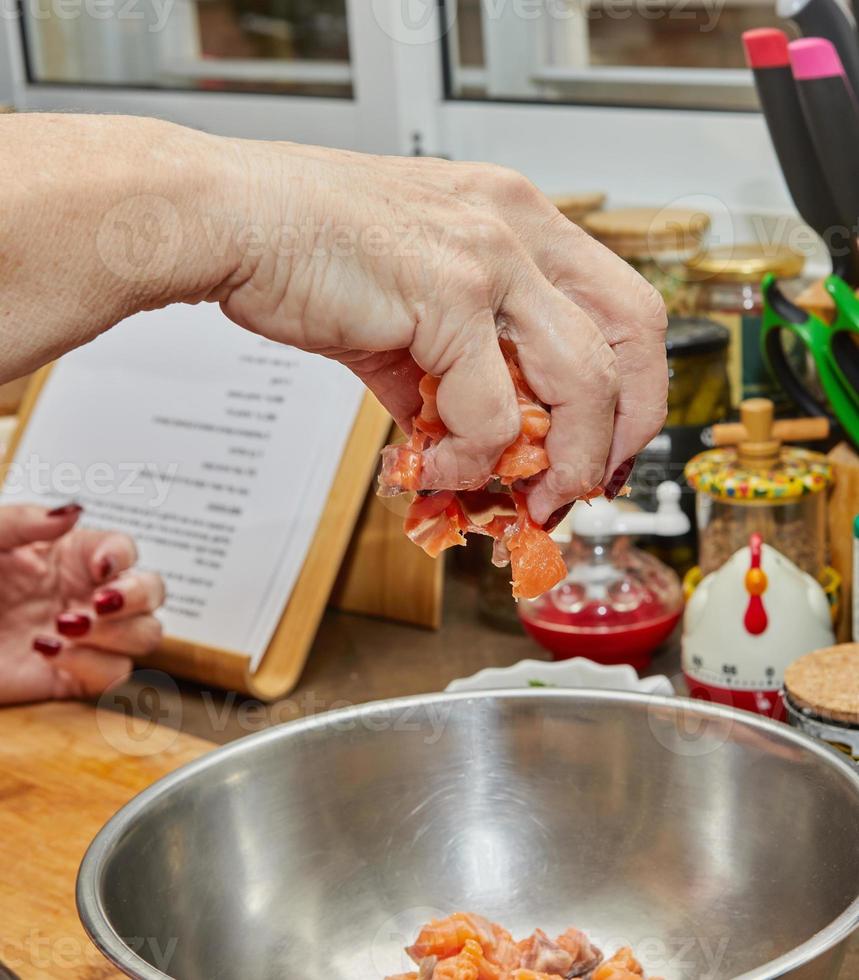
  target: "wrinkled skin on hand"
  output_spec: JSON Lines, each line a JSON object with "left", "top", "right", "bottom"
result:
{"left": 219, "top": 147, "right": 668, "bottom": 524}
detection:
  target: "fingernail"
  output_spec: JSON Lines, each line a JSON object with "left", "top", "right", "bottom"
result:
{"left": 543, "top": 502, "right": 574, "bottom": 533}
{"left": 604, "top": 456, "right": 637, "bottom": 501}
{"left": 47, "top": 503, "right": 83, "bottom": 518}
{"left": 33, "top": 635, "right": 62, "bottom": 657}
{"left": 94, "top": 589, "right": 124, "bottom": 615}
{"left": 98, "top": 555, "right": 117, "bottom": 581}
{"left": 56, "top": 612, "right": 91, "bottom": 638}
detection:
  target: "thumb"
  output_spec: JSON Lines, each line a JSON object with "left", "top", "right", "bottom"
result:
{"left": 0, "top": 502, "right": 83, "bottom": 551}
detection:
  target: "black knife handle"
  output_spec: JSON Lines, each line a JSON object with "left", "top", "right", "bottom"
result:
{"left": 752, "top": 64, "right": 859, "bottom": 283}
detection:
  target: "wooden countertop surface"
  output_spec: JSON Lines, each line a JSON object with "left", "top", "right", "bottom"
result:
{"left": 0, "top": 702, "right": 212, "bottom": 979}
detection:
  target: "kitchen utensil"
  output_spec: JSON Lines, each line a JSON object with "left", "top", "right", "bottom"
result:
{"left": 445, "top": 655, "right": 675, "bottom": 696}
{"left": 518, "top": 482, "right": 688, "bottom": 668}
{"left": 743, "top": 28, "right": 859, "bottom": 283}
{"left": 777, "top": 0, "right": 859, "bottom": 103}
{"left": 77, "top": 690, "right": 859, "bottom": 980}
{"left": 683, "top": 399, "right": 837, "bottom": 717}
{"left": 791, "top": 38, "right": 859, "bottom": 247}
{"left": 742, "top": 30, "right": 859, "bottom": 445}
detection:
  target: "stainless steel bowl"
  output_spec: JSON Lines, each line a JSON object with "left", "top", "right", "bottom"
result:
{"left": 78, "top": 691, "right": 859, "bottom": 980}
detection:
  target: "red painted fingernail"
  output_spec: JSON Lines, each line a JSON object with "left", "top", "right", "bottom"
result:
{"left": 56, "top": 612, "right": 91, "bottom": 637}
{"left": 543, "top": 502, "right": 574, "bottom": 532}
{"left": 98, "top": 555, "right": 117, "bottom": 581}
{"left": 94, "top": 589, "right": 124, "bottom": 615}
{"left": 47, "top": 503, "right": 83, "bottom": 518}
{"left": 604, "top": 456, "right": 637, "bottom": 501}
{"left": 33, "top": 635, "right": 62, "bottom": 657}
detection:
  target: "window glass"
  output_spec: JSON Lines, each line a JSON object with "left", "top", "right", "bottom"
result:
{"left": 446, "top": 0, "right": 795, "bottom": 110}
{"left": 22, "top": 0, "right": 352, "bottom": 97}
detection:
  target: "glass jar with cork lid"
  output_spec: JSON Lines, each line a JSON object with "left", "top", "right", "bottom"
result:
{"left": 685, "top": 243, "right": 806, "bottom": 406}
{"left": 784, "top": 644, "right": 859, "bottom": 762}
{"left": 582, "top": 207, "right": 710, "bottom": 316}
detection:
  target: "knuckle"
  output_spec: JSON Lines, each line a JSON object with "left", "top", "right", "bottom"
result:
{"left": 446, "top": 262, "right": 492, "bottom": 306}
{"left": 634, "top": 275, "right": 668, "bottom": 334}
{"left": 472, "top": 215, "right": 518, "bottom": 256}
{"left": 588, "top": 342, "right": 621, "bottom": 400}
{"left": 494, "top": 405, "right": 523, "bottom": 448}
{"left": 492, "top": 165, "right": 542, "bottom": 207}
{"left": 119, "top": 534, "right": 139, "bottom": 566}
{"left": 547, "top": 459, "right": 604, "bottom": 498}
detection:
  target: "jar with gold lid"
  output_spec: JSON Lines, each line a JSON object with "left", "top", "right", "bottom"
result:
{"left": 685, "top": 243, "right": 805, "bottom": 405}
{"left": 582, "top": 207, "right": 710, "bottom": 315}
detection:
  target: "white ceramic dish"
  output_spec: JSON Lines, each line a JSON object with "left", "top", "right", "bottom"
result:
{"left": 445, "top": 657, "right": 675, "bottom": 697}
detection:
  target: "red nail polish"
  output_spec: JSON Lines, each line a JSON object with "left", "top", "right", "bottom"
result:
{"left": 47, "top": 503, "right": 83, "bottom": 518}
{"left": 94, "top": 589, "right": 124, "bottom": 615}
{"left": 33, "top": 635, "right": 62, "bottom": 657}
{"left": 604, "top": 456, "right": 637, "bottom": 501}
{"left": 98, "top": 555, "right": 117, "bottom": 581}
{"left": 56, "top": 612, "right": 91, "bottom": 638}
{"left": 543, "top": 502, "right": 574, "bottom": 532}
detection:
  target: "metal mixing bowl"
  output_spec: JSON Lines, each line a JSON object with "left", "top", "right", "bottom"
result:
{"left": 77, "top": 691, "right": 859, "bottom": 980}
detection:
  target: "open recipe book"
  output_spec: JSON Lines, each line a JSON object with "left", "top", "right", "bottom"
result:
{"left": 0, "top": 303, "right": 391, "bottom": 696}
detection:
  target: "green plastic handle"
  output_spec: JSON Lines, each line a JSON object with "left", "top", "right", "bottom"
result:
{"left": 760, "top": 272, "right": 859, "bottom": 447}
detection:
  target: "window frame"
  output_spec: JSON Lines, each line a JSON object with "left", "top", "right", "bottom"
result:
{"left": 439, "top": 0, "right": 763, "bottom": 112}
{"left": 0, "top": 0, "right": 794, "bottom": 228}
{"left": 0, "top": 0, "right": 439, "bottom": 152}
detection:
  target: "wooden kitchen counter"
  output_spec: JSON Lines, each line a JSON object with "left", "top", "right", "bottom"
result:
{"left": 0, "top": 703, "right": 213, "bottom": 979}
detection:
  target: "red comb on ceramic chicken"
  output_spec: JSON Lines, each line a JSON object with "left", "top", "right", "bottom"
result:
{"left": 378, "top": 342, "right": 631, "bottom": 600}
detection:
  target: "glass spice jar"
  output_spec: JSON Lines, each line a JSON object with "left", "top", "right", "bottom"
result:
{"left": 583, "top": 207, "right": 710, "bottom": 316}
{"left": 634, "top": 318, "right": 731, "bottom": 574}
{"left": 685, "top": 244, "right": 805, "bottom": 406}
{"left": 684, "top": 400, "right": 832, "bottom": 579}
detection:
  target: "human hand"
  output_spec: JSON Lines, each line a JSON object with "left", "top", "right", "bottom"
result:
{"left": 0, "top": 504, "right": 164, "bottom": 705}
{"left": 219, "top": 146, "right": 668, "bottom": 522}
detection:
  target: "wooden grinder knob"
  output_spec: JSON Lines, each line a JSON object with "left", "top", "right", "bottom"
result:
{"left": 711, "top": 398, "right": 829, "bottom": 467}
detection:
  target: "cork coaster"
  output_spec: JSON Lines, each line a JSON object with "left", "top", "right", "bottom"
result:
{"left": 784, "top": 644, "right": 859, "bottom": 725}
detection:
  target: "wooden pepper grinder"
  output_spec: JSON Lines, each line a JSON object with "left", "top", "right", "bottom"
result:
{"left": 712, "top": 398, "right": 830, "bottom": 466}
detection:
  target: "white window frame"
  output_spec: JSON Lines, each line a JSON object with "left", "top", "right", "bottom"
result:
{"left": 0, "top": 0, "right": 793, "bottom": 224}
{"left": 0, "top": 0, "right": 443, "bottom": 153}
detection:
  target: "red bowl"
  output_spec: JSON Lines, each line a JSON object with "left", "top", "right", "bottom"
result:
{"left": 519, "top": 608, "right": 682, "bottom": 671}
